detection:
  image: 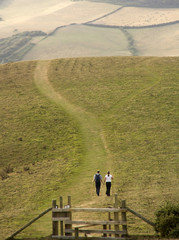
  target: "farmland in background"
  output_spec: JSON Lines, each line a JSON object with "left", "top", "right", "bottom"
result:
{"left": 91, "top": 7, "right": 179, "bottom": 27}
{"left": 0, "top": 0, "right": 118, "bottom": 38}
{"left": 78, "top": 0, "right": 179, "bottom": 8}
{"left": 0, "top": 0, "right": 179, "bottom": 63}
{"left": 23, "top": 25, "right": 131, "bottom": 60}
{"left": 127, "top": 23, "right": 179, "bottom": 56}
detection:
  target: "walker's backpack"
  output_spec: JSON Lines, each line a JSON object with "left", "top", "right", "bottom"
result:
{"left": 95, "top": 174, "right": 100, "bottom": 183}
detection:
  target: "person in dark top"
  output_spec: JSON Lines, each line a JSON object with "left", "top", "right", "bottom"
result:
{"left": 93, "top": 170, "right": 102, "bottom": 196}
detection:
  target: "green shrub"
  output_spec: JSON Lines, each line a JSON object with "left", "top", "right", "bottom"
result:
{"left": 0, "top": 165, "right": 13, "bottom": 180}
{"left": 155, "top": 202, "right": 179, "bottom": 238}
{"left": 0, "top": 170, "right": 9, "bottom": 180}
{"left": 5, "top": 165, "right": 13, "bottom": 173}
{"left": 23, "top": 166, "right": 30, "bottom": 171}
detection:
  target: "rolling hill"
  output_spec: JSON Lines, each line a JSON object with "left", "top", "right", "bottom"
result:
{"left": 0, "top": 56, "right": 178, "bottom": 239}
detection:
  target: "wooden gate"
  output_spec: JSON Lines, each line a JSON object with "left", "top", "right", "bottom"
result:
{"left": 52, "top": 194, "right": 128, "bottom": 240}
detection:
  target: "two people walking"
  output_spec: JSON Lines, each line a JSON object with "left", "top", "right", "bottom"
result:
{"left": 93, "top": 170, "right": 113, "bottom": 196}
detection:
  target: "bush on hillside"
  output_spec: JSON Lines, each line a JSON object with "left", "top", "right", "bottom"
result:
{"left": 0, "top": 170, "right": 9, "bottom": 180}
{"left": 23, "top": 166, "right": 30, "bottom": 171}
{"left": 5, "top": 165, "right": 13, "bottom": 173}
{"left": 155, "top": 202, "right": 179, "bottom": 238}
{"left": 0, "top": 165, "right": 13, "bottom": 180}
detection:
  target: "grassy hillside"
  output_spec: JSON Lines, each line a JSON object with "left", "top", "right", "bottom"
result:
{"left": 0, "top": 61, "right": 84, "bottom": 238}
{"left": 49, "top": 57, "right": 179, "bottom": 212}
{"left": 0, "top": 57, "right": 179, "bottom": 239}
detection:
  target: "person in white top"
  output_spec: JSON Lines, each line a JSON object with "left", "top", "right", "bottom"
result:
{"left": 104, "top": 171, "right": 113, "bottom": 196}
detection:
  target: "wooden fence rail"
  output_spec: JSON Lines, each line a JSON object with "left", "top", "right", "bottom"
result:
{"left": 53, "top": 208, "right": 127, "bottom": 213}
{"left": 126, "top": 207, "right": 155, "bottom": 227}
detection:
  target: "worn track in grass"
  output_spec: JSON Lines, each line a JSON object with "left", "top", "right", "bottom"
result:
{"left": 34, "top": 60, "right": 113, "bottom": 205}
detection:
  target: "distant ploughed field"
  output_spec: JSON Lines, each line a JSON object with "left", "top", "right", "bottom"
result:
{"left": 91, "top": 7, "right": 179, "bottom": 27}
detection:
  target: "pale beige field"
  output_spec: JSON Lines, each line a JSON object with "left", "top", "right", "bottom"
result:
{"left": 23, "top": 24, "right": 131, "bottom": 60}
{"left": 0, "top": 0, "right": 73, "bottom": 37}
{"left": 0, "top": 0, "right": 118, "bottom": 38}
{"left": 128, "top": 23, "right": 179, "bottom": 56}
{"left": 93, "top": 7, "right": 179, "bottom": 27}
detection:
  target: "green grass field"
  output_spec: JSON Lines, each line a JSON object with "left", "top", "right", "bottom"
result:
{"left": 0, "top": 57, "right": 178, "bottom": 239}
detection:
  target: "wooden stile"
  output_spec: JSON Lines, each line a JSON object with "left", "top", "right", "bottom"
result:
{"left": 6, "top": 193, "right": 156, "bottom": 240}
{"left": 52, "top": 194, "right": 128, "bottom": 240}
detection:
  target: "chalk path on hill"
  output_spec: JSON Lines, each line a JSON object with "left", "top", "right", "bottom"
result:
{"left": 34, "top": 60, "right": 115, "bottom": 207}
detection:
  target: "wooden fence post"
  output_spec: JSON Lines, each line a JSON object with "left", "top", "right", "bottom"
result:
{"left": 114, "top": 193, "right": 119, "bottom": 238}
{"left": 121, "top": 200, "right": 128, "bottom": 237}
{"left": 52, "top": 200, "right": 58, "bottom": 236}
{"left": 60, "top": 196, "right": 63, "bottom": 208}
{"left": 75, "top": 227, "right": 79, "bottom": 240}
{"left": 108, "top": 212, "right": 112, "bottom": 237}
{"left": 103, "top": 224, "right": 107, "bottom": 237}
{"left": 60, "top": 196, "right": 64, "bottom": 236}
{"left": 65, "top": 196, "right": 72, "bottom": 236}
